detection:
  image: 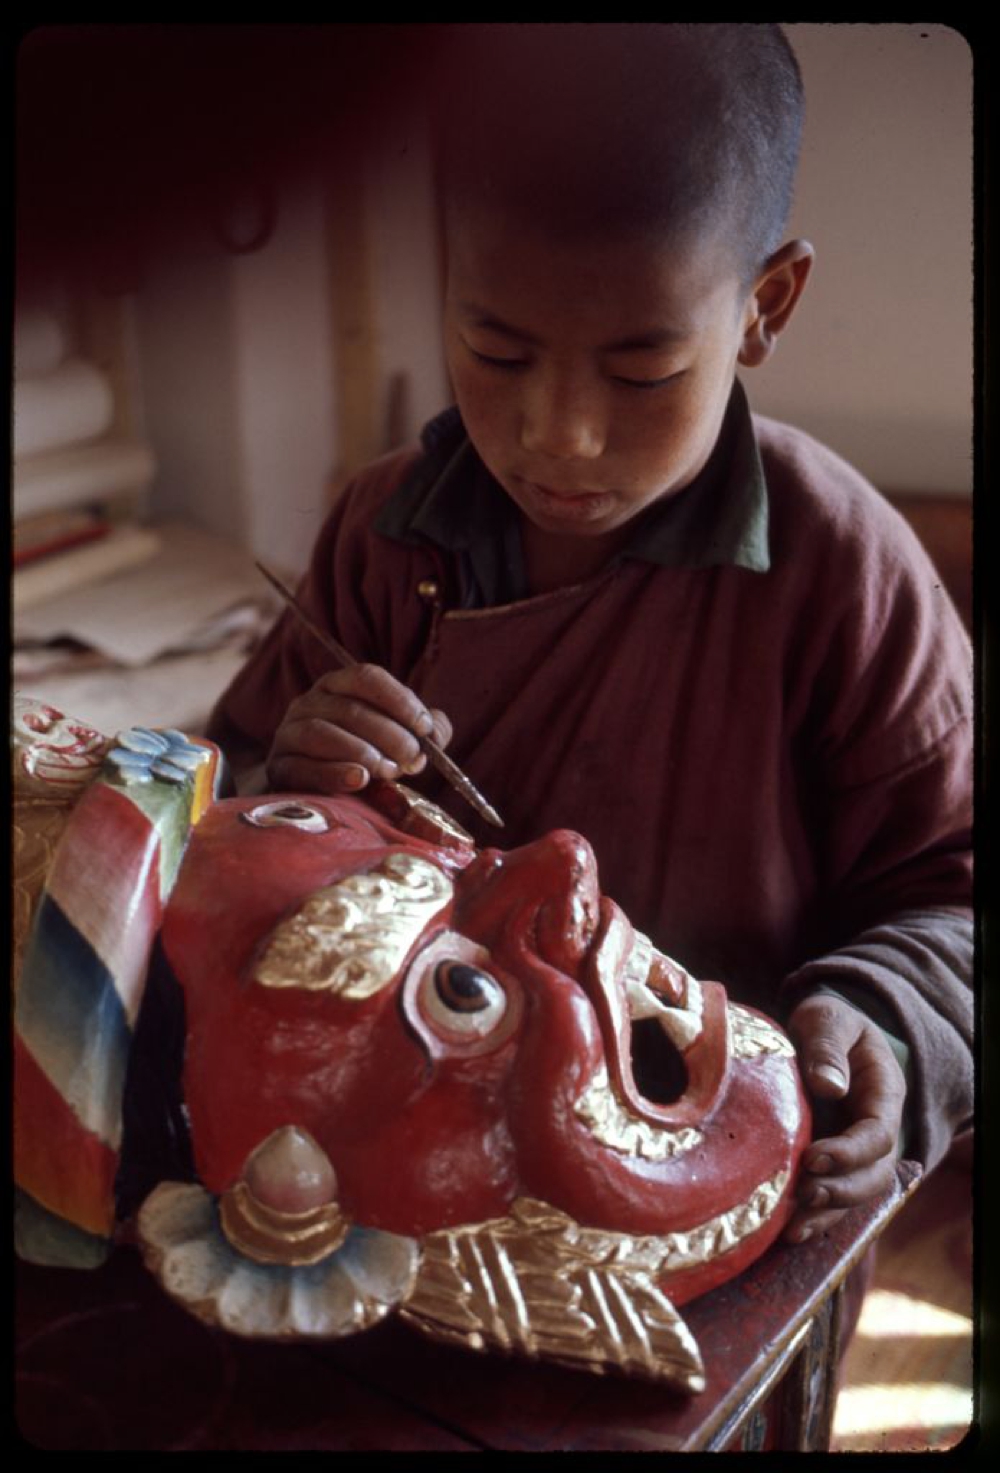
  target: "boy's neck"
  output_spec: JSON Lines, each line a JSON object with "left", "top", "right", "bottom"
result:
{"left": 520, "top": 517, "right": 633, "bottom": 596}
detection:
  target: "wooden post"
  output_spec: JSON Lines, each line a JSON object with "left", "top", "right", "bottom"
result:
{"left": 324, "top": 154, "right": 380, "bottom": 504}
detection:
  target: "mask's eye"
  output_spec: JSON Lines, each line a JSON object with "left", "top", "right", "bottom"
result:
{"left": 431, "top": 961, "right": 506, "bottom": 1028}
{"left": 242, "top": 801, "right": 331, "bottom": 833}
{"left": 402, "top": 932, "right": 520, "bottom": 1055}
{"left": 424, "top": 960, "right": 507, "bottom": 1038}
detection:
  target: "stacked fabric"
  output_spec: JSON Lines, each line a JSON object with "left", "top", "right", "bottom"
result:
{"left": 13, "top": 304, "right": 160, "bottom": 614}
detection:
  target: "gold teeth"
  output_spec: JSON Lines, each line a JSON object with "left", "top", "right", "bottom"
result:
{"left": 574, "top": 1063, "right": 704, "bottom": 1161}
{"left": 728, "top": 1004, "right": 797, "bottom": 1059}
{"left": 622, "top": 930, "right": 654, "bottom": 990}
{"left": 650, "top": 1170, "right": 789, "bottom": 1274}
{"left": 219, "top": 1180, "right": 351, "bottom": 1267}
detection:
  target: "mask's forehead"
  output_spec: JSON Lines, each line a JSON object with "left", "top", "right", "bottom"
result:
{"left": 161, "top": 793, "right": 466, "bottom": 995}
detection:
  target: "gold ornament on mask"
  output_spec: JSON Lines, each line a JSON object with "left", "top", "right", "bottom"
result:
{"left": 254, "top": 852, "right": 453, "bottom": 998}
{"left": 218, "top": 1125, "right": 350, "bottom": 1267}
{"left": 219, "top": 1181, "right": 351, "bottom": 1267}
{"left": 402, "top": 1169, "right": 789, "bottom": 1393}
{"left": 728, "top": 1004, "right": 797, "bottom": 1060}
{"left": 574, "top": 1063, "right": 704, "bottom": 1161}
{"left": 401, "top": 1196, "right": 705, "bottom": 1393}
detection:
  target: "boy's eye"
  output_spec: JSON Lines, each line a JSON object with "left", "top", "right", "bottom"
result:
{"left": 613, "top": 372, "right": 683, "bottom": 391}
{"left": 467, "top": 346, "right": 527, "bottom": 371}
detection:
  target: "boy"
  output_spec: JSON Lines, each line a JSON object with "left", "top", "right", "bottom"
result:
{"left": 207, "top": 24, "right": 972, "bottom": 1249}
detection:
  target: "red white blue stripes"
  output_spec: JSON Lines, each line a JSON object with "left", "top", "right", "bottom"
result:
{"left": 14, "top": 728, "right": 219, "bottom": 1265}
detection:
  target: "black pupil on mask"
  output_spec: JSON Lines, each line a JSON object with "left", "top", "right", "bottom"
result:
{"left": 435, "top": 962, "right": 492, "bottom": 1012}
{"left": 275, "top": 804, "right": 314, "bottom": 821}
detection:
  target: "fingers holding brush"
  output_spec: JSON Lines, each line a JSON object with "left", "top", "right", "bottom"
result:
{"left": 267, "top": 666, "right": 453, "bottom": 796}
{"left": 254, "top": 561, "right": 499, "bottom": 823}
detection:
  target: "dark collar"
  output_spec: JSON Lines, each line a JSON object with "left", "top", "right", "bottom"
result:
{"left": 374, "top": 379, "right": 770, "bottom": 605}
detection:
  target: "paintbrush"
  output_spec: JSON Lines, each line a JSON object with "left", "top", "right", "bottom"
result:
{"left": 255, "top": 560, "right": 504, "bottom": 829}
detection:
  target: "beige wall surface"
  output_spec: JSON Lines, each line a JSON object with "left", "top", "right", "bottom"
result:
{"left": 748, "top": 23, "right": 973, "bottom": 496}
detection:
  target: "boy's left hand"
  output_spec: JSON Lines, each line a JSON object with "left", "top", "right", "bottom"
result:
{"left": 783, "top": 994, "right": 907, "bottom": 1243}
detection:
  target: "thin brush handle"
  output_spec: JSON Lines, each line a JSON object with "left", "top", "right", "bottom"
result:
{"left": 255, "top": 560, "right": 504, "bottom": 828}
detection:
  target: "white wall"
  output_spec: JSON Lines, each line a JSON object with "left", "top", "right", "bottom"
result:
{"left": 135, "top": 177, "right": 339, "bottom": 575}
{"left": 133, "top": 240, "right": 246, "bottom": 541}
{"left": 749, "top": 23, "right": 973, "bottom": 496}
{"left": 367, "top": 113, "right": 450, "bottom": 446}
{"left": 135, "top": 120, "right": 447, "bottom": 574}
{"left": 231, "top": 180, "right": 339, "bottom": 573}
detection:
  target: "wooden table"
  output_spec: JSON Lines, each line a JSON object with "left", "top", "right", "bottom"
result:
{"left": 16, "top": 1162, "right": 920, "bottom": 1452}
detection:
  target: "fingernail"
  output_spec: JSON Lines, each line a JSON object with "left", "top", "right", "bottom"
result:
{"left": 791, "top": 1226, "right": 812, "bottom": 1243}
{"left": 807, "top": 1186, "right": 829, "bottom": 1208}
{"left": 343, "top": 766, "right": 368, "bottom": 790}
{"left": 414, "top": 711, "right": 434, "bottom": 738}
{"left": 808, "top": 1154, "right": 833, "bottom": 1175}
{"left": 812, "top": 1063, "right": 848, "bottom": 1092}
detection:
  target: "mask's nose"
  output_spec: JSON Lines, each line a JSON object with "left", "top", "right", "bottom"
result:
{"left": 456, "top": 830, "right": 601, "bottom": 976}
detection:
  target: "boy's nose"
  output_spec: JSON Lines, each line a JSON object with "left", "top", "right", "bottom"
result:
{"left": 520, "top": 375, "right": 606, "bottom": 461}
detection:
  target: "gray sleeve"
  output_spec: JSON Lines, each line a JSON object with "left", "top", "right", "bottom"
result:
{"left": 778, "top": 907, "right": 973, "bottom": 1172}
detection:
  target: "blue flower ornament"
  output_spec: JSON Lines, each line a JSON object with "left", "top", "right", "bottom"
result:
{"left": 106, "top": 727, "right": 210, "bottom": 786}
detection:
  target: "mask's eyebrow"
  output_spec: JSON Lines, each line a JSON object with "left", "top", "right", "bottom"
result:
{"left": 456, "top": 303, "right": 691, "bottom": 353}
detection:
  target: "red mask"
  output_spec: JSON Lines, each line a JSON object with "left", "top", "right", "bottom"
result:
{"left": 14, "top": 707, "right": 810, "bottom": 1393}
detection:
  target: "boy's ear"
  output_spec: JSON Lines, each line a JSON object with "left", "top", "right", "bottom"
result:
{"left": 738, "top": 240, "right": 814, "bottom": 368}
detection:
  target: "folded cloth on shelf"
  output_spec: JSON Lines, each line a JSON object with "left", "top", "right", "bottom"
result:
{"left": 13, "top": 526, "right": 164, "bottom": 616}
{"left": 14, "top": 358, "right": 115, "bottom": 461}
{"left": 13, "top": 440, "right": 156, "bottom": 522}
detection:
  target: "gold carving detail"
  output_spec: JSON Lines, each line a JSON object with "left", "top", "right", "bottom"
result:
{"left": 218, "top": 1180, "right": 351, "bottom": 1267}
{"left": 574, "top": 1064, "right": 703, "bottom": 1161}
{"left": 254, "top": 852, "right": 453, "bottom": 998}
{"left": 728, "top": 1003, "right": 796, "bottom": 1059}
{"left": 642, "top": 1170, "right": 789, "bottom": 1274}
{"left": 402, "top": 1196, "right": 706, "bottom": 1392}
{"left": 402, "top": 1171, "right": 788, "bottom": 1392}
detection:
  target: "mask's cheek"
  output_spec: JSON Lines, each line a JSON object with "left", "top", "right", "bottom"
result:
{"left": 177, "top": 977, "right": 427, "bottom": 1202}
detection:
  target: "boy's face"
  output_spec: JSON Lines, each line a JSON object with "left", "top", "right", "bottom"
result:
{"left": 443, "top": 204, "right": 756, "bottom": 542}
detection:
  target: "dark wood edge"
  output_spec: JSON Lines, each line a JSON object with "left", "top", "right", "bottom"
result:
{"left": 706, "top": 1320, "right": 813, "bottom": 1450}
{"left": 689, "top": 1160, "right": 922, "bottom": 1450}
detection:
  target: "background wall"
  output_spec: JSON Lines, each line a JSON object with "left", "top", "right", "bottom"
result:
{"left": 16, "top": 24, "right": 973, "bottom": 582}
{"left": 750, "top": 23, "right": 973, "bottom": 496}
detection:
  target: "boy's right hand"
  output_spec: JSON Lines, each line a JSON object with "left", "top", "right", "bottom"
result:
{"left": 266, "top": 666, "right": 453, "bottom": 796}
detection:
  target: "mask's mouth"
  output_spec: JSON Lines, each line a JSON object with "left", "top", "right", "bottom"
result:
{"left": 579, "top": 898, "right": 729, "bottom": 1134}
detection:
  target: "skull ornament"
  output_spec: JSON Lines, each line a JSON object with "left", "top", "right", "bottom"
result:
{"left": 13, "top": 701, "right": 810, "bottom": 1394}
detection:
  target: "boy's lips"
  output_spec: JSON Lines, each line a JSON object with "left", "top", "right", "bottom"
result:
{"left": 514, "top": 477, "right": 616, "bottom": 522}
